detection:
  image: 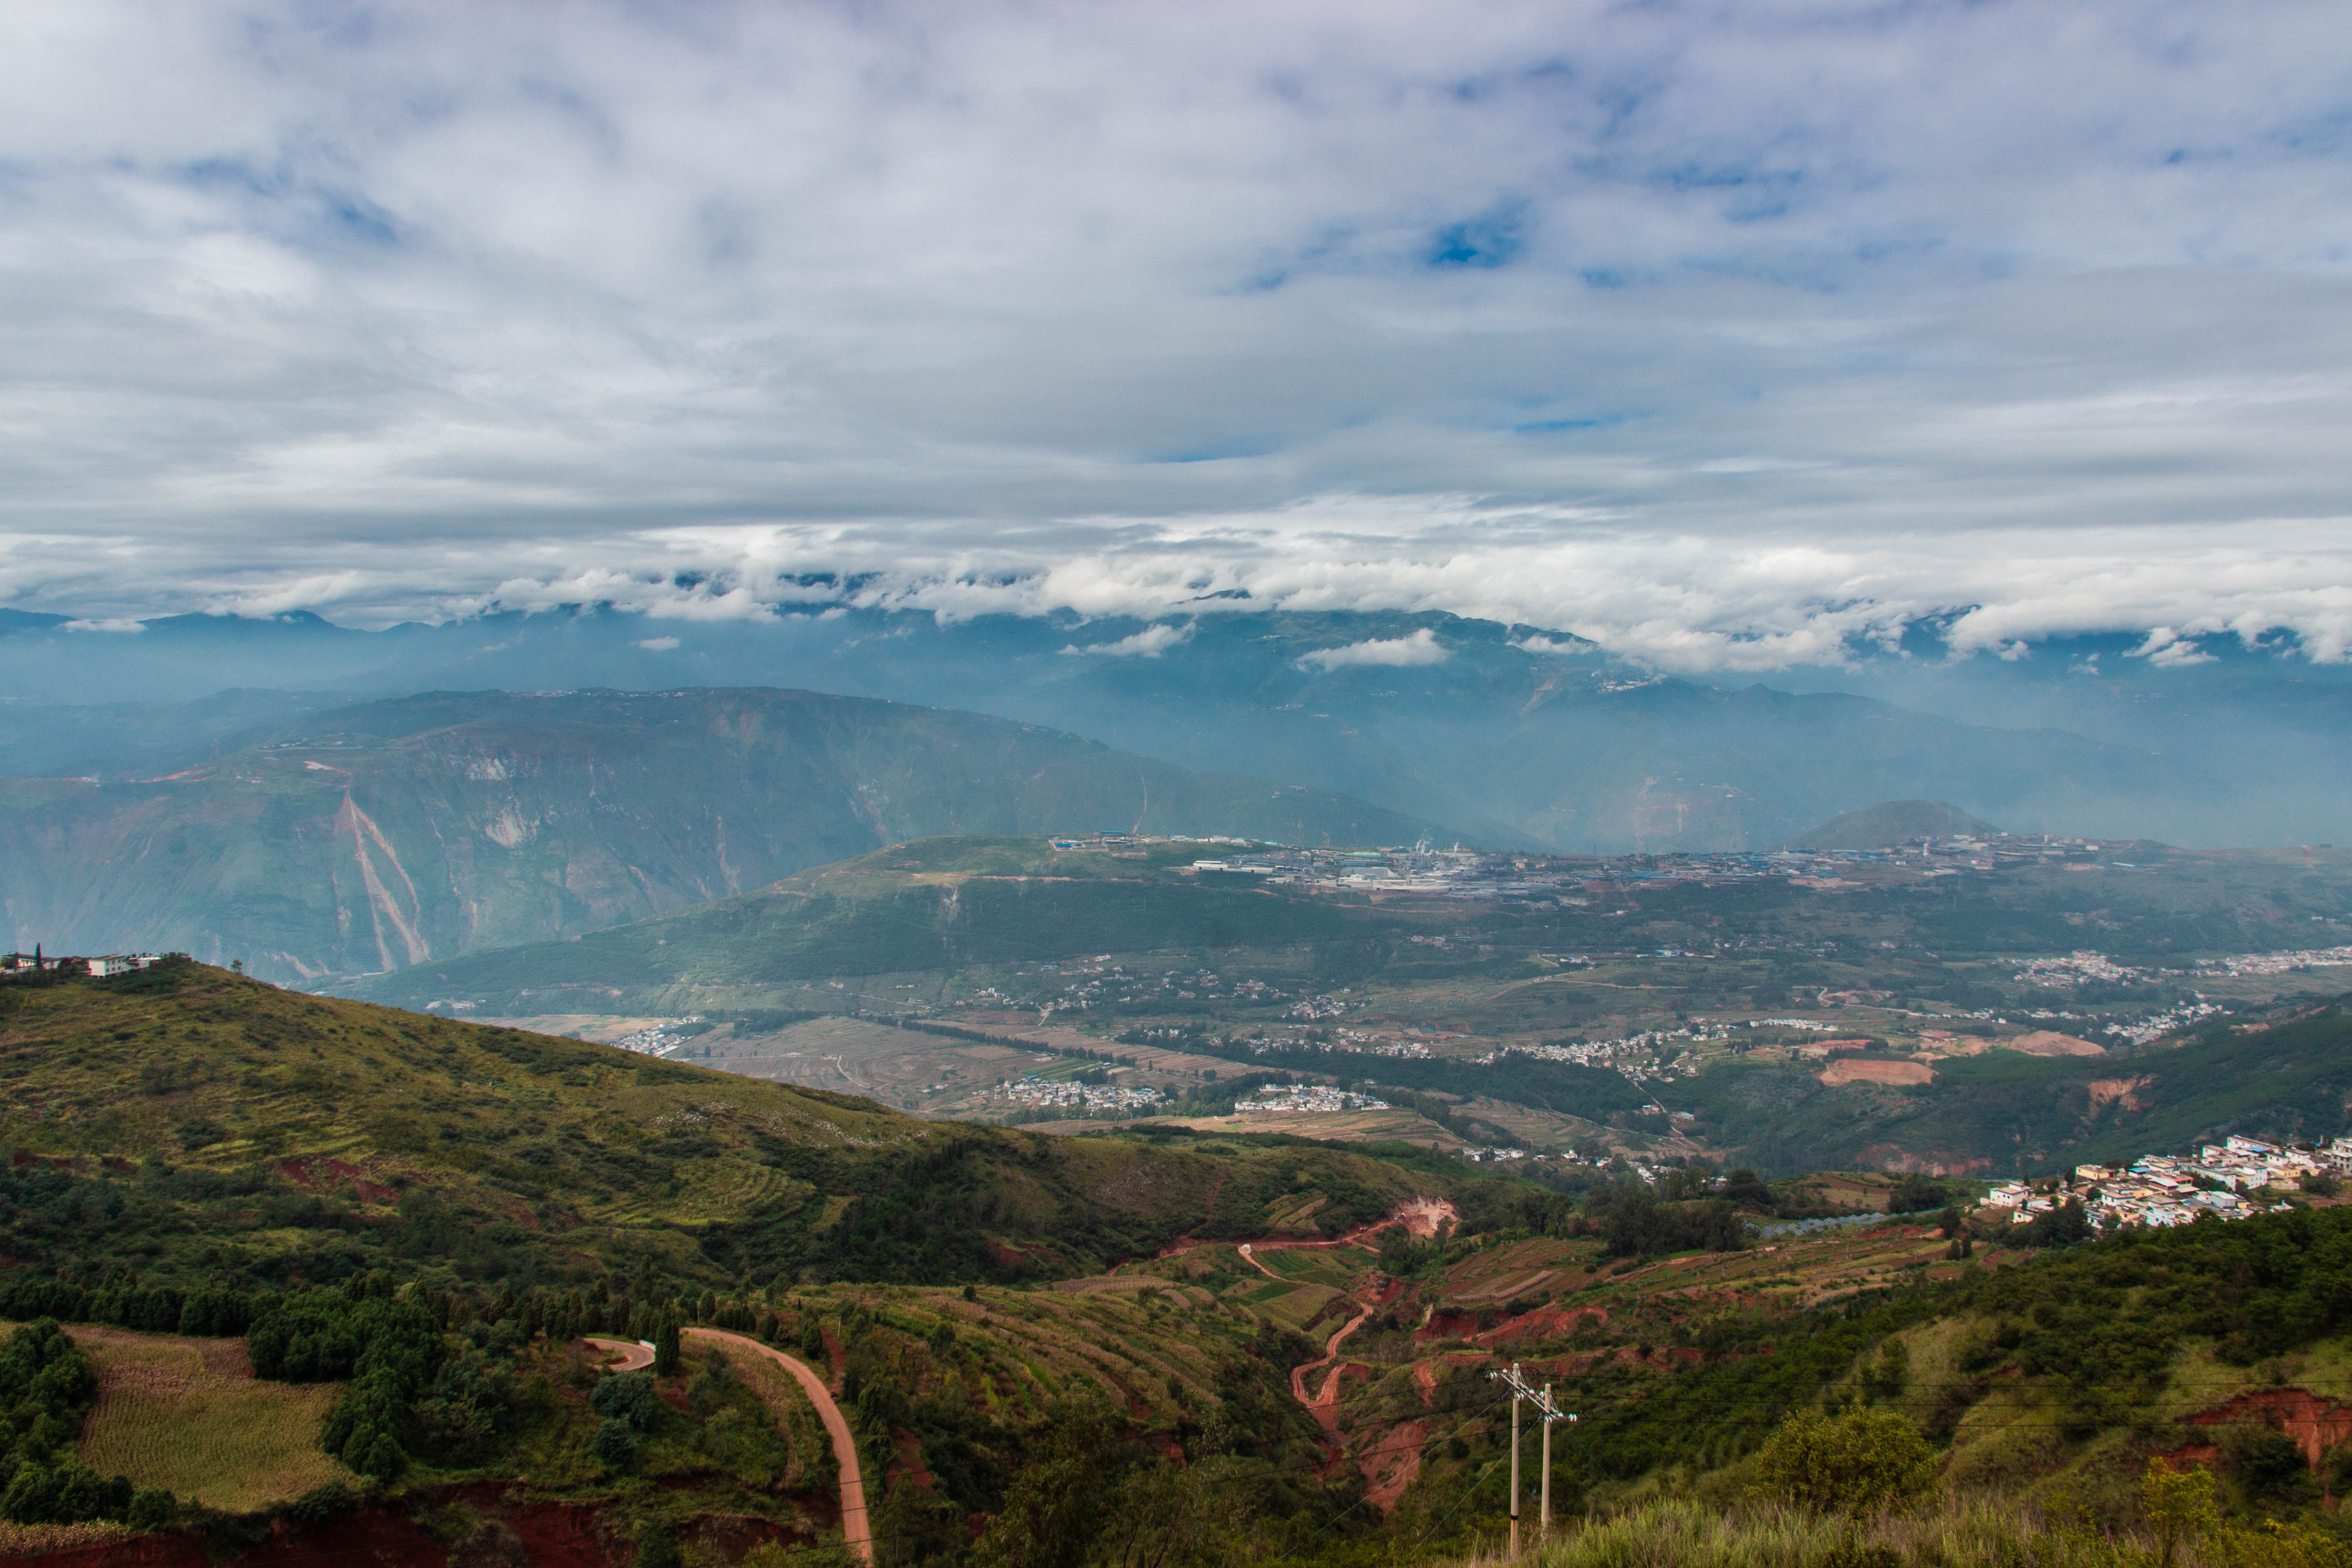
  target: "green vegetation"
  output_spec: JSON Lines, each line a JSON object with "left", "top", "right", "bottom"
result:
{"left": 1679, "top": 1002, "right": 2352, "bottom": 1175}
{"left": 64, "top": 1325, "right": 347, "bottom": 1511}
{"left": 0, "top": 961, "right": 1500, "bottom": 1291}
{"left": 21, "top": 934, "right": 2352, "bottom": 1565}
{"left": 1792, "top": 800, "right": 2001, "bottom": 851}
{"left": 1752, "top": 1407, "right": 1940, "bottom": 1514}
{"left": 0, "top": 1320, "right": 171, "bottom": 1529}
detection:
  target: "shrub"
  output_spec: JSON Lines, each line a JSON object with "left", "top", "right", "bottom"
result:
{"left": 592, "top": 1371, "right": 662, "bottom": 1432}
{"left": 1753, "top": 1409, "right": 1938, "bottom": 1516}
{"left": 592, "top": 1419, "right": 640, "bottom": 1471}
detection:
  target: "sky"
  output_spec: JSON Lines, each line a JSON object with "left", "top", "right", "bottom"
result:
{"left": 3, "top": 0, "right": 2351, "bottom": 670}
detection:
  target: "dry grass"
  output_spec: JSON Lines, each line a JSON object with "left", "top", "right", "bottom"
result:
{"left": 67, "top": 1323, "right": 353, "bottom": 1510}
{"left": 1455, "top": 1497, "right": 2045, "bottom": 1568}
{"left": 0, "top": 1519, "right": 138, "bottom": 1556}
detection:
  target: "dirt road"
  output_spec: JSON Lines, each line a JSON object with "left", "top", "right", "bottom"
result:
{"left": 1289, "top": 1303, "right": 1376, "bottom": 1432}
{"left": 686, "top": 1327, "right": 871, "bottom": 1565}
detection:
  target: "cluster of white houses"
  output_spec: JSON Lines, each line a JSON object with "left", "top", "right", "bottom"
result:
{"left": 1984, "top": 1136, "right": 2335, "bottom": 1229}
{"left": 0, "top": 951, "right": 165, "bottom": 978}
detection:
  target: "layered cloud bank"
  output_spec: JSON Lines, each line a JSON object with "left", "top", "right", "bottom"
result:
{"left": 2, "top": 1, "right": 2349, "bottom": 668}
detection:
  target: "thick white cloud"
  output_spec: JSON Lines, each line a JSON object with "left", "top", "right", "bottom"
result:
{"left": 1063, "top": 623, "right": 1191, "bottom": 658}
{"left": 0, "top": 0, "right": 2349, "bottom": 666}
{"left": 1299, "top": 629, "right": 1449, "bottom": 671}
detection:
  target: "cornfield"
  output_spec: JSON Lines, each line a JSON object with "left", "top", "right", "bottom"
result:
{"left": 69, "top": 1323, "right": 352, "bottom": 1511}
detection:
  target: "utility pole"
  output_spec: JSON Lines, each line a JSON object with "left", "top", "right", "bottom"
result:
{"left": 1491, "top": 1362, "right": 1576, "bottom": 1555}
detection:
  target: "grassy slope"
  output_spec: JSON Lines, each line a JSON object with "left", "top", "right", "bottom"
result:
{"left": 0, "top": 962, "right": 1469, "bottom": 1289}
{"left": 348, "top": 835, "right": 1390, "bottom": 1009}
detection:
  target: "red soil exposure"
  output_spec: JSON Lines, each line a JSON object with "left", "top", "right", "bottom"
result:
{"left": 891, "top": 1428, "right": 940, "bottom": 1494}
{"left": 245, "top": 1508, "right": 451, "bottom": 1568}
{"left": 1415, "top": 1311, "right": 1481, "bottom": 1342}
{"left": 1412, "top": 1354, "right": 1493, "bottom": 1405}
{"left": 1417, "top": 1305, "right": 1607, "bottom": 1348}
{"left": 2185, "top": 1388, "right": 2352, "bottom": 1465}
{"left": 1291, "top": 1306, "right": 1377, "bottom": 1431}
{"left": 274, "top": 1157, "right": 399, "bottom": 1206}
{"left": 1359, "top": 1419, "right": 1430, "bottom": 1512}
{"left": 488, "top": 1503, "right": 622, "bottom": 1568}
{"left": 1471, "top": 1309, "right": 1610, "bottom": 1351}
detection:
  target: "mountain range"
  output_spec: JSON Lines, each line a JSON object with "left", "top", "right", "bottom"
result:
{"left": 5, "top": 603, "right": 2348, "bottom": 850}
{"left": 0, "top": 688, "right": 1432, "bottom": 979}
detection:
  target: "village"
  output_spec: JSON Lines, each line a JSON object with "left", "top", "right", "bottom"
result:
{"left": 1987, "top": 1134, "right": 2347, "bottom": 1229}
{"left": 1045, "top": 826, "right": 2181, "bottom": 905}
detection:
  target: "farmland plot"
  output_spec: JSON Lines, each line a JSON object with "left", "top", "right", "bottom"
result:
{"left": 64, "top": 1324, "right": 351, "bottom": 1509}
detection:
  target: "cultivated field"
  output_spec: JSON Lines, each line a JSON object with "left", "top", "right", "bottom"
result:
{"left": 60, "top": 1323, "right": 352, "bottom": 1509}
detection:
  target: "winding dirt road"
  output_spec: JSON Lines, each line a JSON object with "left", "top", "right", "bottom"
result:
{"left": 686, "top": 1327, "right": 872, "bottom": 1566}
{"left": 1289, "top": 1303, "right": 1376, "bottom": 1431}
{"left": 585, "top": 1331, "right": 871, "bottom": 1565}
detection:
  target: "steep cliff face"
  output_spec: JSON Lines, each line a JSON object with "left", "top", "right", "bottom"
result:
{"left": 0, "top": 688, "right": 1438, "bottom": 980}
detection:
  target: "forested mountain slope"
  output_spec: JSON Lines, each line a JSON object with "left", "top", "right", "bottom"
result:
{"left": 0, "top": 688, "right": 1439, "bottom": 981}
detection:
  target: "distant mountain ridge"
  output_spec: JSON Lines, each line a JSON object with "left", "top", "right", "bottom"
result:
{"left": 0, "top": 687, "right": 1441, "bottom": 981}
{"left": 1, "top": 603, "right": 2343, "bottom": 848}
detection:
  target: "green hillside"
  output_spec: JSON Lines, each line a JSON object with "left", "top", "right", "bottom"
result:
{"left": 347, "top": 833, "right": 1392, "bottom": 1012}
{"left": 0, "top": 961, "right": 1472, "bottom": 1293}
{"left": 14, "top": 953, "right": 2352, "bottom": 1566}
{"left": 1789, "top": 798, "right": 2002, "bottom": 849}
{"left": 1676, "top": 1000, "right": 2352, "bottom": 1175}
{"left": 0, "top": 687, "right": 1441, "bottom": 983}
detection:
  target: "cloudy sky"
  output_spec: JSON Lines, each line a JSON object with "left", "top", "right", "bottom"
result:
{"left": 3, "top": 0, "right": 2350, "bottom": 667}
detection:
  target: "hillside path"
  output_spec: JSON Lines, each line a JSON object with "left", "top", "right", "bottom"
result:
{"left": 1290, "top": 1303, "right": 1376, "bottom": 1432}
{"left": 584, "top": 1336, "right": 654, "bottom": 1372}
{"left": 687, "top": 1327, "right": 872, "bottom": 1565}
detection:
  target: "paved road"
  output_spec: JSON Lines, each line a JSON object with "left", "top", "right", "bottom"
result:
{"left": 584, "top": 1336, "right": 655, "bottom": 1372}
{"left": 686, "top": 1327, "right": 872, "bottom": 1566}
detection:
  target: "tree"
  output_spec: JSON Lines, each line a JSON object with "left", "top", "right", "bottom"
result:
{"left": 2142, "top": 1460, "right": 2218, "bottom": 1568}
{"left": 653, "top": 1318, "right": 681, "bottom": 1377}
{"left": 2020, "top": 1199, "right": 2093, "bottom": 1248}
{"left": 635, "top": 1521, "right": 681, "bottom": 1568}
{"left": 1887, "top": 1175, "right": 1948, "bottom": 1214}
{"left": 1720, "top": 1169, "right": 1777, "bottom": 1213}
{"left": 1753, "top": 1409, "right": 1937, "bottom": 1516}
{"left": 971, "top": 1455, "right": 1093, "bottom": 1568}
{"left": 592, "top": 1419, "right": 640, "bottom": 1471}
